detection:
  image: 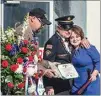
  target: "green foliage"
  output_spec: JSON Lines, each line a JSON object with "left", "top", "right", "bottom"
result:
{"left": 1, "top": 27, "right": 25, "bottom": 95}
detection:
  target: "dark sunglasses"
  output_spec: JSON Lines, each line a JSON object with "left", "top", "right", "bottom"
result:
{"left": 37, "top": 18, "right": 45, "bottom": 28}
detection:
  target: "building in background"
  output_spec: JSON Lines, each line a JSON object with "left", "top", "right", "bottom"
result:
{"left": 0, "top": 0, "right": 100, "bottom": 52}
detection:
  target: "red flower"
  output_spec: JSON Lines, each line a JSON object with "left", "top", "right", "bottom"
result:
{"left": 31, "top": 51, "right": 36, "bottom": 56}
{"left": 17, "top": 82, "right": 24, "bottom": 89}
{"left": 5, "top": 44, "right": 12, "bottom": 51}
{"left": 2, "top": 60, "right": 8, "bottom": 68}
{"left": 34, "top": 73, "right": 39, "bottom": 79}
{"left": 28, "top": 56, "right": 33, "bottom": 61}
{"left": 17, "top": 57, "right": 23, "bottom": 64}
{"left": 10, "top": 64, "right": 19, "bottom": 72}
{"left": 7, "top": 82, "right": 14, "bottom": 88}
{"left": 23, "top": 67, "right": 27, "bottom": 73}
{"left": 23, "top": 40, "right": 29, "bottom": 45}
{"left": 21, "top": 47, "right": 28, "bottom": 54}
{"left": 39, "top": 70, "right": 44, "bottom": 77}
{"left": 38, "top": 56, "right": 42, "bottom": 62}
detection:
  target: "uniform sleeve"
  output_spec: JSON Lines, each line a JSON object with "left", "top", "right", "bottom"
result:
{"left": 43, "top": 40, "right": 57, "bottom": 62}
{"left": 86, "top": 45, "right": 100, "bottom": 72}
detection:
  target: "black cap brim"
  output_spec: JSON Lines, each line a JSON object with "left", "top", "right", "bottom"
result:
{"left": 61, "top": 24, "right": 73, "bottom": 30}
{"left": 41, "top": 19, "right": 51, "bottom": 25}
{"left": 59, "top": 22, "right": 74, "bottom": 30}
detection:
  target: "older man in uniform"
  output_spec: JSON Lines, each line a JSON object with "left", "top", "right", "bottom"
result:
{"left": 43, "top": 15, "right": 90, "bottom": 95}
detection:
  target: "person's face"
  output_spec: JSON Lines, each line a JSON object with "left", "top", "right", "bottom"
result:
{"left": 70, "top": 31, "right": 82, "bottom": 47}
{"left": 58, "top": 28, "right": 72, "bottom": 39}
{"left": 28, "top": 16, "right": 44, "bottom": 32}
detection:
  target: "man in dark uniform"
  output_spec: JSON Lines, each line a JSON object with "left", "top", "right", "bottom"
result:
{"left": 43, "top": 15, "right": 75, "bottom": 95}
{"left": 43, "top": 15, "right": 90, "bottom": 95}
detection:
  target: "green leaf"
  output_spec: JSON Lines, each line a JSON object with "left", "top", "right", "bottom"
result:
{"left": 1, "top": 67, "right": 10, "bottom": 75}
{"left": 14, "top": 74, "right": 23, "bottom": 80}
{"left": 5, "top": 75, "right": 13, "bottom": 83}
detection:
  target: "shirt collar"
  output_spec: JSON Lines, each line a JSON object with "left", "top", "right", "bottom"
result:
{"left": 56, "top": 32, "right": 65, "bottom": 42}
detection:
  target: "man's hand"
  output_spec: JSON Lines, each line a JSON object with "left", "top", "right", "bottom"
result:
{"left": 46, "top": 86, "right": 54, "bottom": 95}
{"left": 47, "top": 88, "right": 54, "bottom": 95}
{"left": 81, "top": 38, "right": 90, "bottom": 48}
{"left": 44, "top": 69, "right": 56, "bottom": 78}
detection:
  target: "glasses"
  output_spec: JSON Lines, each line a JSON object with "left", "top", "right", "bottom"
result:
{"left": 37, "top": 18, "right": 45, "bottom": 28}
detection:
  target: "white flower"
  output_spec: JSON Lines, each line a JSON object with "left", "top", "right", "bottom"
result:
{"left": 28, "top": 84, "right": 36, "bottom": 94}
{"left": 15, "top": 65, "right": 23, "bottom": 73}
{"left": 5, "top": 29, "right": 15, "bottom": 37}
{"left": 1, "top": 34, "right": 7, "bottom": 41}
{"left": 1, "top": 55, "right": 9, "bottom": 60}
{"left": 6, "top": 32, "right": 13, "bottom": 37}
{"left": 26, "top": 64, "right": 37, "bottom": 76}
{"left": 25, "top": 57, "right": 29, "bottom": 61}
{"left": 34, "top": 55, "right": 38, "bottom": 64}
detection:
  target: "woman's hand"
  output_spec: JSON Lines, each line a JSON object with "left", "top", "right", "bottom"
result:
{"left": 89, "top": 70, "right": 99, "bottom": 82}
{"left": 89, "top": 74, "right": 97, "bottom": 81}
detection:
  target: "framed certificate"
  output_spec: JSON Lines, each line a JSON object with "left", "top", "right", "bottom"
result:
{"left": 57, "top": 63, "right": 79, "bottom": 79}
{"left": 48, "top": 62, "right": 79, "bottom": 79}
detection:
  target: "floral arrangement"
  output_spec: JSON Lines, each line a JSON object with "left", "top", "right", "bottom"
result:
{"left": 1, "top": 14, "right": 44, "bottom": 95}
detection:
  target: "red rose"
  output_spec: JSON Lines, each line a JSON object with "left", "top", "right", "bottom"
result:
{"left": 38, "top": 56, "right": 42, "bottom": 62}
{"left": 17, "top": 82, "right": 24, "bottom": 89}
{"left": 21, "top": 47, "right": 28, "bottom": 54}
{"left": 34, "top": 73, "right": 39, "bottom": 79}
{"left": 2, "top": 60, "right": 8, "bottom": 68}
{"left": 7, "top": 82, "right": 14, "bottom": 88}
{"left": 10, "top": 64, "right": 19, "bottom": 72}
{"left": 31, "top": 51, "right": 36, "bottom": 56}
{"left": 23, "top": 40, "right": 29, "bottom": 45}
{"left": 17, "top": 57, "right": 23, "bottom": 64}
{"left": 23, "top": 67, "right": 27, "bottom": 73}
{"left": 39, "top": 70, "right": 44, "bottom": 77}
{"left": 28, "top": 56, "right": 33, "bottom": 61}
{"left": 5, "top": 44, "right": 12, "bottom": 51}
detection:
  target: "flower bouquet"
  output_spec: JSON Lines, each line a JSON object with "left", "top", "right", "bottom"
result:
{"left": 1, "top": 22, "right": 44, "bottom": 95}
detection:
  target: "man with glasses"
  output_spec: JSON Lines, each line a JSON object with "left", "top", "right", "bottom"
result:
{"left": 21, "top": 8, "right": 51, "bottom": 41}
{"left": 28, "top": 8, "right": 51, "bottom": 32}
{"left": 28, "top": 8, "right": 51, "bottom": 37}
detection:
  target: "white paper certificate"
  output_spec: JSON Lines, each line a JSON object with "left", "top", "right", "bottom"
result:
{"left": 57, "top": 63, "right": 79, "bottom": 79}
{"left": 48, "top": 61, "right": 79, "bottom": 79}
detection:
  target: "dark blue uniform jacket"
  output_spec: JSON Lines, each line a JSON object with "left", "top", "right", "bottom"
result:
{"left": 43, "top": 32, "right": 72, "bottom": 94}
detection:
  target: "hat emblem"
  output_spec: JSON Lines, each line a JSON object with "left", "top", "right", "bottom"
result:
{"left": 67, "top": 17, "right": 71, "bottom": 21}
